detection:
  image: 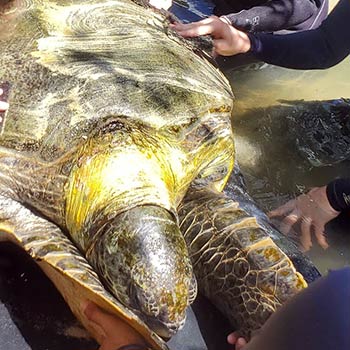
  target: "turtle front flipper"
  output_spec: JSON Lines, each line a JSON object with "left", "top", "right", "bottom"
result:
{"left": 178, "top": 187, "right": 309, "bottom": 338}
{"left": 0, "top": 194, "right": 168, "bottom": 350}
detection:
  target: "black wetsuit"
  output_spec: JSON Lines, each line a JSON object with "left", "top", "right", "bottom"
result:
{"left": 241, "top": 267, "right": 350, "bottom": 350}
{"left": 249, "top": 0, "right": 350, "bottom": 69}
{"left": 327, "top": 178, "right": 350, "bottom": 212}
{"left": 214, "top": 0, "right": 328, "bottom": 32}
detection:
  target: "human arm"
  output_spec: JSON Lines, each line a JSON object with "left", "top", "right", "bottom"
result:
{"left": 249, "top": 0, "right": 350, "bottom": 69}
{"left": 83, "top": 302, "right": 149, "bottom": 350}
{"left": 83, "top": 300, "right": 249, "bottom": 350}
{"left": 269, "top": 178, "right": 350, "bottom": 251}
{"left": 171, "top": 0, "right": 350, "bottom": 69}
{"left": 227, "top": 332, "right": 247, "bottom": 349}
{"left": 221, "top": 0, "right": 320, "bottom": 33}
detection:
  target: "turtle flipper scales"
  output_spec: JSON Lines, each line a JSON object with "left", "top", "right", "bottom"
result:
{"left": 179, "top": 187, "right": 308, "bottom": 338}
{"left": 0, "top": 194, "right": 168, "bottom": 350}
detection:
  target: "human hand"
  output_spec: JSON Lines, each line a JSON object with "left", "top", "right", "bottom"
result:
{"left": 83, "top": 301, "right": 148, "bottom": 350}
{"left": 0, "top": 88, "right": 9, "bottom": 112}
{"left": 227, "top": 331, "right": 247, "bottom": 350}
{"left": 268, "top": 186, "right": 340, "bottom": 252}
{"left": 169, "top": 16, "right": 251, "bottom": 56}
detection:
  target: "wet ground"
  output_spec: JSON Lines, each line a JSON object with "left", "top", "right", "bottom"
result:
{"left": 0, "top": 242, "right": 232, "bottom": 350}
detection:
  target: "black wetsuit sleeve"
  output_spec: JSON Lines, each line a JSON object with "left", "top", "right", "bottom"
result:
{"left": 248, "top": 0, "right": 350, "bottom": 69}
{"left": 326, "top": 178, "right": 350, "bottom": 212}
{"left": 222, "top": 0, "right": 318, "bottom": 32}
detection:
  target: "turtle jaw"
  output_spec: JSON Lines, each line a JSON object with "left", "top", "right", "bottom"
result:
{"left": 142, "top": 315, "right": 185, "bottom": 340}
{"left": 85, "top": 205, "right": 196, "bottom": 338}
{"left": 131, "top": 281, "right": 188, "bottom": 339}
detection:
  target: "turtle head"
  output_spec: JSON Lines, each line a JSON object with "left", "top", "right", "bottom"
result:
{"left": 65, "top": 120, "right": 197, "bottom": 338}
{"left": 86, "top": 205, "right": 197, "bottom": 338}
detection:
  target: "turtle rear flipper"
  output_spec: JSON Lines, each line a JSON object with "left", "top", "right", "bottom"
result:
{"left": 0, "top": 195, "right": 168, "bottom": 350}
{"left": 179, "top": 187, "right": 309, "bottom": 338}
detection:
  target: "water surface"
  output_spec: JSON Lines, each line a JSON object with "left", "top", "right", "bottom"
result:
{"left": 226, "top": 28, "right": 350, "bottom": 274}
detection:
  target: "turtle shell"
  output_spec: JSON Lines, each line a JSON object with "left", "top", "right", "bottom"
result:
{"left": 0, "top": 0, "right": 234, "bottom": 347}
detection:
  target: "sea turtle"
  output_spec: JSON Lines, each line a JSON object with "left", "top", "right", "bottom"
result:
{"left": 0, "top": 0, "right": 318, "bottom": 348}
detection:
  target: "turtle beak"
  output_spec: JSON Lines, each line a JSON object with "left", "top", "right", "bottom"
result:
{"left": 144, "top": 317, "right": 183, "bottom": 340}
{"left": 130, "top": 278, "right": 188, "bottom": 339}
{"left": 86, "top": 205, "right": 195, "bottom": 338}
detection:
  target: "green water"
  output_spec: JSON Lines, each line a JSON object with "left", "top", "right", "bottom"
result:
{"left": 226, "top": 42, "right": 350, "bottom": 275}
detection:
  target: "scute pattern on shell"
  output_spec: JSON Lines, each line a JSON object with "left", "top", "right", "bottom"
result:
{"left": 179, "top": 188, "right": 308, "bottom": 337}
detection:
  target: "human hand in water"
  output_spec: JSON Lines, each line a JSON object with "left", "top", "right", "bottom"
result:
{"left": 227, "top": 332, "right": 247, "bottom": 349}
{"left": 268, "top": 186, "right": 340, "bottom": 252}
{"left": 0, "top": 88, "right": 9, "bottom": 111}
{"left": 169, "top": 16, "right": 251, "bottom": 56}
{"left": 83, "top": 301, "right": 149, "bottom": 350}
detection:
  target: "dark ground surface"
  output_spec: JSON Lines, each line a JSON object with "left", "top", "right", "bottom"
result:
{"left": 0, "top": 242, "right": 232, "bottom": 350}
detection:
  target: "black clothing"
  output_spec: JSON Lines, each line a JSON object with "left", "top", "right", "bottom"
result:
{"left": 217, "top": 0, "right": 328, "bottom": 33}
{"left": 249, "top": 0, "right": 350, "bottom": 69}
{"left": 326, "top": 178, "right": 350, "bottom": 212}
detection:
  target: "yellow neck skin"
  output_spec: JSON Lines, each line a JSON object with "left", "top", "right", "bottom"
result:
{"left": 64, "top": 124, "right": 189, "bottom": 251}
{"left": 64, "top": 115, "right": 235, "bottom": 251}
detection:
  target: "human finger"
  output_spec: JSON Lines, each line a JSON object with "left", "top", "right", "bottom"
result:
{"left": 314, "top": 225, "right": 329, "bottom": 250}
{"left": 278, "top": 210, "right": 299, "bottom": 235}
{"left": 219, "top": 16, "right": 231, "bottom": 25}
{"left": 81, "top": 301, "right": 109, "bottom": 344}
{"left": 171, "top": 23, "right": 215, "bottom": 37}
{"left": 227, "top": 331, "right": 239, "bottom": 344}
{"left": 170, "top": 16, "right": 221, "bottom": 38}
{"left": 236, "top": 337, "right": 247, "bottom": 350}
{"left": 83, "top": 301, "right": 118, "bottom": 335}
{"left": 84, "top": 301, "right": 146, "bottom": 349}
{"left": 227, "top": 332, "right": 247, "bottom": 348}
{"left": 299, "top": 217, "right": 312, "bottom": 252}
{"left": 268, "top": 199, "right": 296, "bottom": 218}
